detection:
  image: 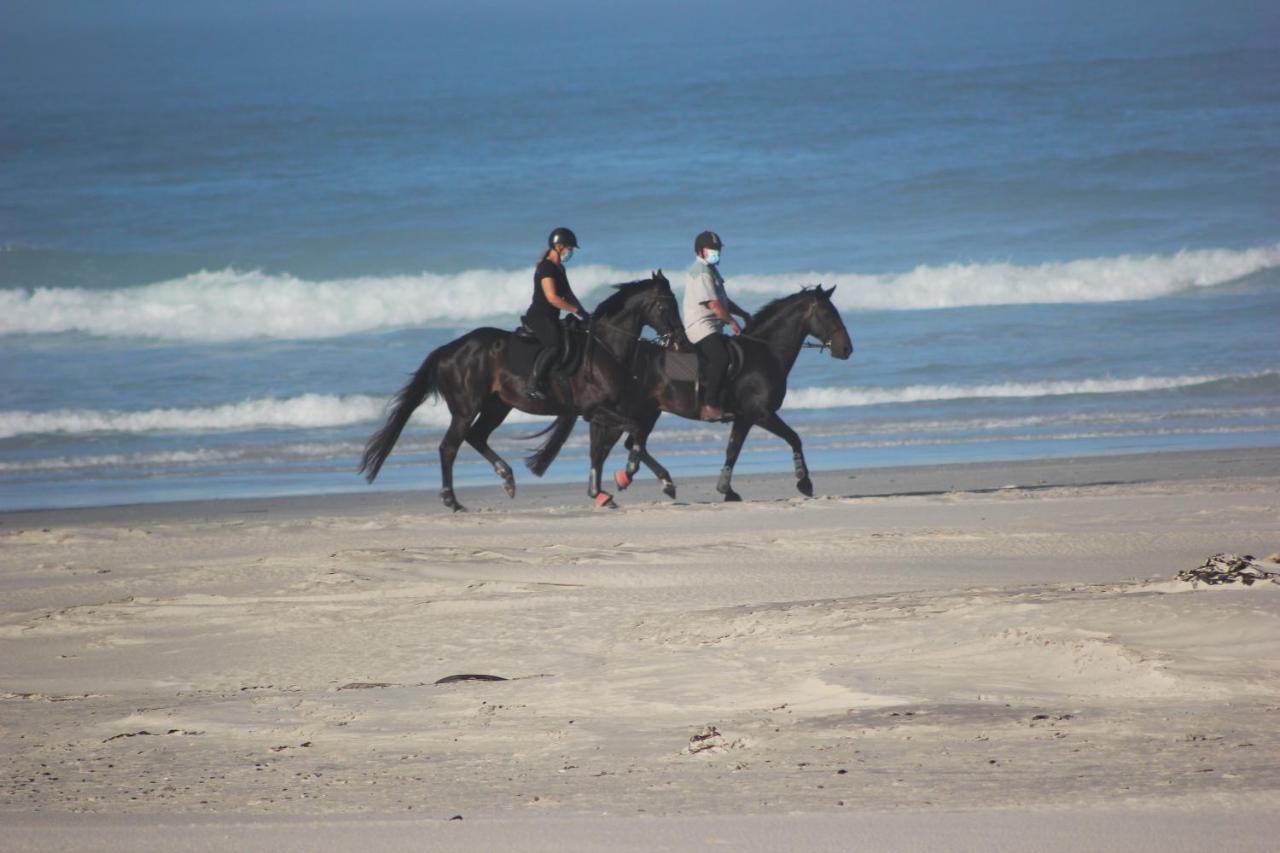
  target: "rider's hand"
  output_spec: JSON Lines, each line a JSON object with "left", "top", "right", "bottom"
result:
{"left": 730, "top": 320, "right": 742, "bottom": 336}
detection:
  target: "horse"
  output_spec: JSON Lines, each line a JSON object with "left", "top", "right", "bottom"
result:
{"left": 527, "top": 285, "right": 852, "bottom": 503}
{"left": 358, "top": 272, "right": 689, "bottom": 511}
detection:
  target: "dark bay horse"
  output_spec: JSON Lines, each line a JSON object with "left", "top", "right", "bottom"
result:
{"left": 359, "top": 273, "right": 688, "bottom": 511}
{"left": 528, "top": 285, "right": 852, "bottom": 503}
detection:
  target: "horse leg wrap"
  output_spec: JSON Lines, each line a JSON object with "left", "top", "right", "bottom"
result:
{"left": 614, "top": 469, "right": 632, "bottom": 490}
{"left": 793, "top": 452, "right": 808, "bottom": 480}
{"left": 716, "top": 466, "right": 733, "bottom": 495}
{"left": 595, "top": 491, "right": 615, "bottom": 508}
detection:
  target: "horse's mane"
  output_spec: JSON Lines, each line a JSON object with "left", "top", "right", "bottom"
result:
{"left": 743, "top": 286, "right": 821, "bottom": 333}
{"left": 593, "top": 277, "right": 657, "bottom": 317}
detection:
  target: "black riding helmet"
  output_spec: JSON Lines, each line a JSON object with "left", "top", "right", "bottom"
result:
{"left": 548, "top": 227, "right": 579, "bottom": 249}
{"left": 694, "top": 230, "right": 723, "bottom": 254}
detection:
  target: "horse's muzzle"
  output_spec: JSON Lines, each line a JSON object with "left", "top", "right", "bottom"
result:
{"left": 829, "top": 330, "right": 854, "bottom": 360}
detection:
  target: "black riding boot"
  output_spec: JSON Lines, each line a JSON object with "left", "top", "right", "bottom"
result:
{"left": 527, "top": 347, "right": 555, "bottom": 400}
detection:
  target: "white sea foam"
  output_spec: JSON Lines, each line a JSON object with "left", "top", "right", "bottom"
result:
{"left": 0, "top": 393, "right": 546, "bottom": 440}
{"left": 2, "top": 245, "right": 1276, "bottom": 341}
{"left": 782, "top": 372, "right": 1274, "bottom": 409}
{"left": 2, "top": 372, "right": 1266, "bottom": 440}
{"left": 745, "top": 244, "right": 1280, "bottom": 313}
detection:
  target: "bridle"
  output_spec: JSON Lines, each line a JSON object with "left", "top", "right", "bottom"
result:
{"left": 738, "top": 296, "right": 842, "bottom": 353}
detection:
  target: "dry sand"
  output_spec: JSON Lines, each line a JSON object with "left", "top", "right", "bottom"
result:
{"left": 2, "top": 447, "right": 1279, "bottom": 851}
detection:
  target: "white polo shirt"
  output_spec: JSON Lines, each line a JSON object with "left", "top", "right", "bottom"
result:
{"left": 683, "top": 258, "right": 729, "bottom": 344}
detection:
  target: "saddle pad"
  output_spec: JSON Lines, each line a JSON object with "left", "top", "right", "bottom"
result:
{"left": 661, "top": 350, "right": 699, "bottom": 383}
{"left": 504, "top": 326, "right": 585, "bottom": 377}
{"left": 660, "top": 339, "right": 744, "bottom": 384}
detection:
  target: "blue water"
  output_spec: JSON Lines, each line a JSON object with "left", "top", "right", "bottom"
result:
{"left": 3, "top": 3, "right": 1279, "bottom": 510}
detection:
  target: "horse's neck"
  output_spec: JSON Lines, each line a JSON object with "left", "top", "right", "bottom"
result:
{"left": 593, "top": 308, "right": 644, "bottom": 362}
{"left": 749, "top": 308, "right": 808, "bottom": 373}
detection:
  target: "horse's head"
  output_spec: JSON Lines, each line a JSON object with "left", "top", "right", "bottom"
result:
{"left": 645, "top": 269, "right": 692, "bottom": 351}
{"left": 805, "top": 284, "right": 853, "bottom": 360}
{"left": 595, "top": 271, "right": 690, "bottom": 349}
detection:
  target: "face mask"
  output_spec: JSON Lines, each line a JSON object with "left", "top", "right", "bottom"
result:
{"left": 559, "top": 248, "right": 574, "bottom": 264}
{"left": 703, "top": 250, "right": 720, "bottom": 266}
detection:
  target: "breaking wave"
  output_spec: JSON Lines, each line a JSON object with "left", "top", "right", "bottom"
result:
{"left": 0, "top": 393, "right": 545, "bottom": 440}
{"left": 784, "top": 372, "right": 1277, "bottom": 409}
{"left": 2, "top": 244, "right": 1276, "bottom": 341}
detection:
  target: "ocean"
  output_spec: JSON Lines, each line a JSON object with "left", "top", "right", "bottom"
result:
{"left": 3, "top": 2, "right": 1278, "bottom": 511}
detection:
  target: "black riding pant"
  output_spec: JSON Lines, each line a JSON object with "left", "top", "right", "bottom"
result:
{"left": 694, "top": 333, "right": 729, "bottom": 407}
{"left": 524, "top": 310, "right": 562, "bottom": 387}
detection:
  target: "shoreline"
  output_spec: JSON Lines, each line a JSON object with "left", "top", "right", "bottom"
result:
{"left": 4, "top": 444, "right": 1278, "bottom": 528}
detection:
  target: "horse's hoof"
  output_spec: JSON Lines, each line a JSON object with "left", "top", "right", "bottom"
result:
{"left": 797, "top": 476, "right": 814, "bottom": 497}
{"left": 614, "top": 470, "right": 632, "bottom": 490}
{"left": 595, "top": 492, "right": 618, "bottom": 509}
{"left": 503, "top": 479, "right": 517, "bottom": 499}
{"left": 440, "top": 489, "right": 467, "bottom": 512}
{"left": 722, "top": 490, "right": 742, "bottom": 503}
{"left": 661, "top": 480, "right": 677, "bottom": 500}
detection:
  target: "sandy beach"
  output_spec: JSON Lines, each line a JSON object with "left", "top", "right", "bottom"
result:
{"left": 3, "top": 447, "right": 1279, "bottom": 851}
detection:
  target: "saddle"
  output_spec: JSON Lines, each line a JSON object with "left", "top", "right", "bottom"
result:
{"left": 507, "top": 314, "right": 587, "bottom": 378}
{"left": 659, "top": 338, "right": 744, "bottom": 403}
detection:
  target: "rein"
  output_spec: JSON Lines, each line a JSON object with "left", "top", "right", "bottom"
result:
{"left": 737, "top": 331, "right": 832, "bottom": 353}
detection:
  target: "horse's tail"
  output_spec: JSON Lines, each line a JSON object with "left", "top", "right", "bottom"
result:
{"left": 525, "top": 411, "right": 577, "bottom": 477}
{"left": 359, "top": 346, "right": 446, "bottom": 483}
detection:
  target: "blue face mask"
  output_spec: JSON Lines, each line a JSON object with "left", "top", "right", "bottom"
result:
{"left": 559, "top": 248, "right": 574, "bottom": 264}
{"left": 703, "top": 250, "right": 720, "bottom": 266}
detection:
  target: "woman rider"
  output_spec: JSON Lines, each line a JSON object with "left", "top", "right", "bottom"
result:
{"left": 525, "top": 227, "right": 589, "bottom": 400}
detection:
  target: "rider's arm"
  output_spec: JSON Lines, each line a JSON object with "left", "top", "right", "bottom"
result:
{"left": 541, "top": 277, "right": 586, "bottom": 316}
{"left": 706, "top": 299, "right": 743, "bottom": 335}
{"left": 726, "top": 298, "right": 752, "bottom": 323}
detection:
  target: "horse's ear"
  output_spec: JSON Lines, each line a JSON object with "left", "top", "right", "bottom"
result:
{"left": 823, "top": 284, "right": 836, "bottom": 297}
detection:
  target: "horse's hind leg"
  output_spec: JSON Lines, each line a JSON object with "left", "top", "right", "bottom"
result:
{"left": 439, "top": 414, "right": 472, "bottom": 511}
{"left": 759, "top": 411, "right": 813, "bottom": 497}
{"left": 466, "top": 396, "right": 516, "bottom": 498}
{"left": 716, "top": 418, "right": 754, "bottom": 502}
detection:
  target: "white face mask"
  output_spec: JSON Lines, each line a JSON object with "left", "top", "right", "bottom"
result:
{"left": 703, "top": 249, "right": 720, "bottom": 266}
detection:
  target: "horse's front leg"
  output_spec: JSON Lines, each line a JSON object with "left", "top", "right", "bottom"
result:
{"left": 616, "top": 409, "right": 676, "bottom": 499}
{"left": 759, "top": 411, "right": 813, "bottom": 497}
{"left": 635, "top": 444, "right": 676, "bottom": 499}
{"left": 716, "top": 418, "right": 754, "bottom": 502}
{"left": 588, "top": 419, "right": 625, "bottom": 508}
{"left": 465, "top": 396, "right": 516, "bottom": 498}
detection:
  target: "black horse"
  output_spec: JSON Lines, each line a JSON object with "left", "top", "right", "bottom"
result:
{"left": 528, "top": 285, "right": 853, "bottom": 503}
{"left": 359, "top": 273, "right": 688, "bottom": 511}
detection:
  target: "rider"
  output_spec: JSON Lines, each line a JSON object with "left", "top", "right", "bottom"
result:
{"left": 525, "top": 227, "right": 590, "bottom": 401}
{"left": 684, "top": 230, "right": 752, "bottom": 421}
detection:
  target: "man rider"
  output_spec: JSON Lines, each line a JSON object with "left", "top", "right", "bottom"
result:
{"left": 525, "top": 227, "right": 589, "bottom": 400}
{"left": 683, "top": 231, "right": 751, "bottom": 421}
